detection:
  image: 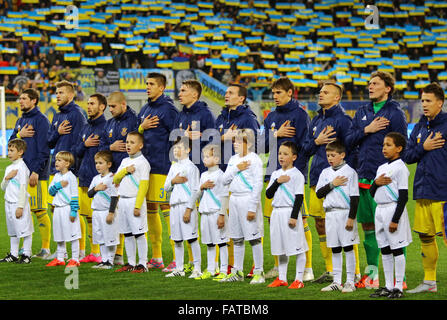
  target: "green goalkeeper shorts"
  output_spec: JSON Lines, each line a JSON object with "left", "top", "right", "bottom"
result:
{"left": 357, "top": 187, "right": 377, "bottom": 224}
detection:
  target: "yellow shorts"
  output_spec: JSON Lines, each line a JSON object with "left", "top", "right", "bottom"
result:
{"left": 47, "top": 175, "right": 54, "bottom": 206}
{"left": 264, "top": 184, "right": 309, "bottom": 218}
{"left": 79, "top": 186, "right": 93, "bottom": 218}
{"left": 146, "top": 174, "right": 169, "bottom": 204}
{"left": 28, "top": 180, "right": 48, "bottom": 212}
{"left": 413, "top": 199, "right": 446, "bottom": 237}
{"left": 309, "top": 186, "right": 325, "bottom": 219}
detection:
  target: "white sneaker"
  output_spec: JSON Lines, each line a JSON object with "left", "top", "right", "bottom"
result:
{"left": 303, "top": 268, "right": 315, "bottom": 282}
{"left": 189, "top": 270, "right": 202, "bottom": 279}
{"left": 265, "top": 267, "right": 279, "bottom": 279}
{"left": 407, "top": 281, "right": 437, "bottom": 293}
{"left": 342, "top": 282, "right": 356, "bottom": 293}
{"left": 166, "top": 270, "right": 186, "bottom": 278}
{"left": 321, "top": 282, "right": 343, "bottom": 292}
{"left": 250, "top": 270, "right": 265, "bottom": 284}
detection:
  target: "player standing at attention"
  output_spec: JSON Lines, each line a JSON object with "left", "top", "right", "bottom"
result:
{"left": 315, "top": 140, "right": 360, "bottom": 293}
{"left": 99, "top": 91, "right": 138, "bottom": 265}
{"left": 74, "top": 93, "right": 107, "bottom": 264}
{"left": 0, "top": 139, "right": 34, "bottom": 264}
{"left": 265, "top": 141, "right": 308, "bottom": 289}
{"left": 46, "top": 151, "right": 81, "bottom": 268}
{"left": 164, "top": 137, "right": 201, "bottom": 279}
{"left": 113, "top": 132, "right": 150, "bottom": 273}
{"left": 87, "top": 151, "right": 119, "bottom": 269}
{"left": 262, "top": 77, "right": 313, "bottom": 282}
{"left": 138, "top": 73, "right": 179, "bottom": 272}
{"left": 369, "top": 132, "right": 412, "bottom": 298}
{"left": 10, "top": 89, "right": 51, "bottom": 259}
{"left": 303, "top": 82, "right": 359, "bottom": 284}
{"left": 47, "top": 80, "right": 87, "bottom": 260}
{"left": 346, "top": 71, "right": 407, "bottom": 289}
{"left": 220, "top": 129, "right": 265, "bottom": 284}
{"left": 404, "top": 83, "right": 447, "bottom": 294}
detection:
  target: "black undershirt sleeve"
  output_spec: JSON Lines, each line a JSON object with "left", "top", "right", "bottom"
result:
{"left": 316, "top": 183, "right": 333, "bottom": 199}
{"left": 290, "top": 194, "right": 304, "bottom": 220}
{"left": 87, "top": 187, "right": 97, "bottom": 198}
{"left": 369, "top": 182, "right": 379, "bottom": 198}
{"left": 109, "top": 196, "right": 119, "bottom": 213}
{"left": 266, "top": 179, "right": 281, "bottom": 199}
{"left": 348, "top": 196, "right": 360, "bottom": 219}
{"left": 392, "top": 189, "right": 408, "bottom": 224}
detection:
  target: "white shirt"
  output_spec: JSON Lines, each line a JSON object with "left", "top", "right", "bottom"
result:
{"left": 222, "top": 152, "right": 264, "bottom": 213}
{"left": 316, "top": 163, "right": 359, "bottom": 210}
{"left": 49, "top": 170, "right": 78, "bottom": 207}
{"left": 267, "top": 167, "right": 304, "bottom": 208}
{"left": 2, "top": 158, "right": 30, "bottom": 206}
{"left": 197, "top": 166, "right": 229, "bottom": 214}
{"left": 164, "top": 157, "right": 200, "bottom": 208}
{"left": 115, "top": 154, "right": 151, "bottom": 198}
{"left": 89, "top": 172, "right": 118, "bottom": 211}
{"left": 373, "top": 159, "right": 409, "bottom": 205}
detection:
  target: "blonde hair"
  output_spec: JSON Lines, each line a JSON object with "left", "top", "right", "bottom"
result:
{"left": 107, "top": 91, "right": 126, "bottom": 104}
{"left": 202, "top": 143, "right": 221, "bottom": 159}
{"left": 55, "top": 151, "right": 75, "bottom": 167}
{"left": 56, "top": 80, "right": 75, "bottom": 93}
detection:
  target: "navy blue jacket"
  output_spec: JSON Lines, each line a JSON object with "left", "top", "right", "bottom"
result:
{"left": 99, "top": 106, "right": 138, "bottom": 173}
{"left": 73, "top": 114, "right": 107, "bottom": 187}
{"left": 346, "top": 97, "right": 407, "bottom": 181}
{"left": 10, "top": 106, "right": 50, "bottom": 180}
{"left": 173, "top": 100, "right": 216, "bottom": 173}
{"left": 262, "top": 99, "right": 310, "bottom": 181}
{"left": 303, "top": 104, "right": 355, "bottom": 187}
{"left": 47, "top": 100, "right": 87, "bottom": 175}
{"left": 138, "top": 94, "right": 179, "bottom": 175}
{"left": 215, "top": 104, "right": 260, "bottom": 171}
{"left": 404, "top": 112, "right": 447, "bottom": 201}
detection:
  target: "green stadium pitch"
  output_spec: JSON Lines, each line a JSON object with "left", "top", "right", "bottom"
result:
{"left": 0, "top": 158, "right": 446, "bottom": 301}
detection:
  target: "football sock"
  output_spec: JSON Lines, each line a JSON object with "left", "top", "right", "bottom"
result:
{"left": 79, "top": 216, "right": 86, "bottom": 252}
{"left": 115, "top": 234, "right": 124, "bottom": 256}
{"left": 174, "top": 241, "right": 184, "bottom": 272}
{"left": 421, "top": 236, "right": 438, "bottom": 281}
{"left": 22, "top": 235, "right": 32, "bottom": 257}
{"left": 233, "top": 240, "right": 245, "bottom": 272}
{"left": 215, "top": 245, "right": 219, "bottom": 265}
{"left": 219, "top": 245, "right": 228, "bottom": 273}
{"left": 107, "top": 245, "right": 116, "bottom": 264}
{"left": 186, "top": 241, "right": 193, "bottom": 265}
{"left": 147, "top": 208, "right": 163, "bottom": 259}
{"left": 382, "top": 253, "right": 394, "bottom": 291}
{"left": 227, "top": 238, "right": 234, "bottom": 267}
{"left": 332, "top": 251, "right": 342, "bottom": 285}
{"left": 10, "top": 236, "right": 20, "bottom": 257}
{"left": 34, "top": 210, "right": 51, "bottom": 250}
{"left": 124, "top": 236, "right": 136, "bottom": 266}
{"left": 71, "top": 239, "right": 80, "bottom": 262}
{"left": 251, "top": 241, "right": 263, "bottom": 272}
{"left": 402, "top": 246, "right": 407, "bottom": 282}
{"left": 295, "top": 252, "right": 306, "bottom": 282}
{"left": 136, "top": 234, "right": 148, "bottom": 266}
{"left": 353, "top": 244, "right": 360, "bottom": 275}
{"left": 363, "top": 230, "right": 380, "bottom": 273}
{"left": 190, "top": 240, "right": 201, "bottom": 273}
{"left": 100, "top": 244, "right": 107, "bottom": 263}
{"left": 56, "top": 241, "right": 65, "bottom": 261}
{"left": 394, "top": 253, "right": 406, "bottom": 292}
{"left": 163, "top": 214, "right": 176, "bottom": 261}
{"left": 304, "top": 220, "right": 312, "bottom": 269}
{"left": 319, "top": 234, "right": 333, "bottom": 272}
{"left": 345, "top": 249, "right": 356, "bottom": 284}
{"left": 87, "top": 217, "right": 100, "bottom": 255}
{"left": 207, "top": 246, "right": 216, "bottom": 273}
{"left": 278, "top": 254, "right": 288, "bottom": 282}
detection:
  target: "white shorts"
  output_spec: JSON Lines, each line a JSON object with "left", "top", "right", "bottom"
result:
{"left": 53, "top": 205, "right": 81, "bottom": 242}
{"left": 5, "top": 201, "right": 33, "bottom": 238}
{"left": 200, "top": 211, "right": 229, "bottom": 245}
{"left": 325, "top": 209, "right": 360, "bottom": 248}
{"left": 117, "top": 197, "right": 148, "bottom": 235}
{"left": 92, "top": 209, "right": 119, "bottom": 246}
{"left": 375, "top": 203, "right": 412, "bottom": 250}
{"left": 228, "top": 194, "right": 263, "bottom": 241}
{"left": 170, "top": 203, "right": 199, "bottom": 241}
{"left": 270, "top": 207, "right": 308, "bottom": 256}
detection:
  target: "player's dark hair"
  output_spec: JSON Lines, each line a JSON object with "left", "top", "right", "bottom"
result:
{"left": 174, "top": 136, "right": 192, "bottom": 151}
{"left": 272, "top": 77, "right": 294, "bottom": 93}
{"left": 280, "top": 141, "right": 298, "bottom": 156}
{"left": 385, "top": 132, "right": 407, "bottom": 154}
{"left": 422, "top": 82, "right": 445, "bottom": 103}
{"left": 90, "top": 93, "right": 107, "bottom": 108}
{"left": 147, "top": 72, "right": 166, "bottom": 88}
{"left": 95, "top": 150, "right": 113, "bottom": 163}
{"left": 21, "top": 88, "right": 39, "bottom": 104}
{"left": 8, "top": 138, "right": 27, "bottom": 154}
{"left": 326, "top": 139, "right": 346, "bottom": 154}
{"left": 182, "top": 79, "right": 202, "bottom": 98}
{"left": 229, "top": 83, "right": 247, "bottom": 103}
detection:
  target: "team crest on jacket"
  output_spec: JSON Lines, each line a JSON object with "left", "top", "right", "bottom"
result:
{"left": 121, "top": 127, "right": 127, "bottom": 136}
{"left": 219, "top": 124, "right": 223, "bottom": 133}
{"left": 417, "top": 132, "right": 421, "bottom": 144}
{"left": 313, "top": 126, "right": 317, "bottom": 135}
{"left": 109, "top": 129, "right": 113, "bottom": 138}
{"left": 82, "top": 134, "right": 86, "bottom": 142}
{"left": 271, "top": 122, "right": 275, "bottom": 131}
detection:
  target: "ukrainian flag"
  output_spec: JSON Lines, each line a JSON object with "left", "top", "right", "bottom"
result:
{"left": 64, "top": 53, "right": 81, "bottom": 62}
{"left": 313, "top": 71, "right": 330, "bottom": 80}
{"left": 81, "top": 58, "right": 97, "bottom": 66}
{"left": 428, "top": 62, "right": 445, "bottom": 69}
{"left": 83, "top": 42, "right": 103, "bottom": 51}
{"left": 96, "top": 56, "right": 113, "bottom": 65}
{"left": 198, "top": 1, "right": 214, "bottom": 8}
{"left": 111, "top": 43, "right": 125, "bottom": 50}
{"left": 394, "top": 81, "right": 407, "bottom": 90}
{"left": 55, "top": 43, "right": 74, "bottom": 51}
{"left": 22, "top": 33, "right": 42, "bottom": 41}
{"left": 124, "top": 45, "right": 140, "bottom": 52}
{"left": 50, "top": 36, "right": 69, "bottom": 45}
{"left": 286, "top": 72, "right": 305, "bottom": 79}
{"left": 156, "top": 60, "right": 172, "bottom": 68}
{"left": 237, "top": 62, "right": 254, "bottom": 71}
{"left": 404, "top": 91, "right": 419, "bottom": 99}
{"left": 353, "top": 78, "right": 368, "bottom": 86}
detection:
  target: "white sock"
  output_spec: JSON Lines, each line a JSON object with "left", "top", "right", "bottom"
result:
{"left": 22, "top": 235, "right": 32, "bottom": 257}
{"left": 107, "top": 245, "right": 116, "bottom": 264}
{"left": 174, "top": 241, "right": 184, "bottom": 272}
{"left": 382, "top": 253, "right": 394, "bottom": 291}
{"left": 190, "top": 240, "right": 201, "bottom": 273}
{"left": 136, "top": 235, "right": 148, "bottom": 266}
{"left": 295, "top": 253, "right": 306, "bottom": 282}
{"left": 207, "top": 245, "right": 216, "bottom": 273}
{"left": 57, "top": 242, "right": 66, "bottom": 261}
{"left": 394, "top": 254, "right": 406, "bottom": 292}
{"left": 345, "top": 249, "right": 356, "bottom": 284}
{"left": 332, "top": 251, "right": 343, "bottom": 285}
{"left": 219, "top": 245, "right": 228, "bottom": 273}
{"left": 100, "top": 244, "right": 107, "bottom": 263}
{"left": 10, "top": 237, "right": 20, "bottom": 257}
{"left": 251, "top": 241, "right": 263, "bottom": 272}
{"left": 278, "top": 255, "right": 289, "bottom": 282}
{"left": 233, "top": 240, "right": 245, "bottom": 272}
{"left": 124, "top": 236, "right": 136, "bottom": 266}
{"left": 71, "top": 239, "right": 79, "bottom": 261}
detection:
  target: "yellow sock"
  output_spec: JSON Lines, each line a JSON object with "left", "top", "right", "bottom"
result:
{"left": 228, "top": 238, "right": 234, "bottom": 266}
{"left": 147, "top": 209, "right": 163, "bottom": 259}
{"left": 186, "top": 241, "right": 193, "bottom": 263}
{"left": 115, "top": 234, "right": 124, "bottom": 256}
{"left": 163, "top": 213, "right": 175, "bottom": 261}
{"left": 34, "top": 210, "right": 51, "bottom": 250}
{"left": 421, "top": 237, "right": 438, "bottom": 281}
{"left": 87, "top": 217, "right": 100, "bottom": 255}
{"left": 304, "top": 219, "right": 312, "bottom": 269}
{"left": 354, "top": 244, "right": 360, "bottom": 275}
{"left": 319, "top": 234, "right": 332, "bottom": 272}
{"left": 79, "top": 216, "right": 86, "bottom": 252}
{"left": 215, "top": 245, "right": 220, "bottom": 266}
